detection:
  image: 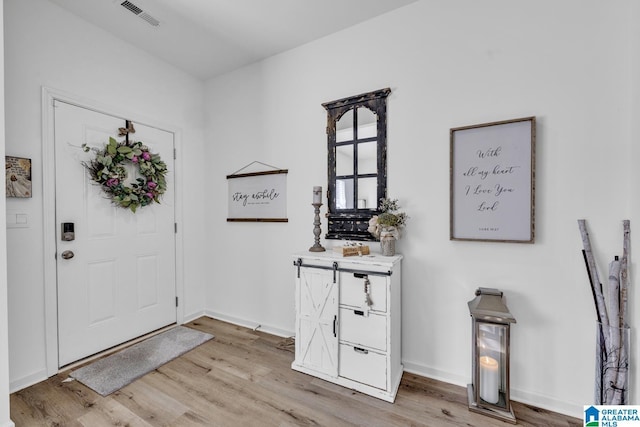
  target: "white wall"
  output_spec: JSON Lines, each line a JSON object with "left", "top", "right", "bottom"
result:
{"left": 3, "top": 0, "right": 638, "bottom": 420}
{"left": 0, "top": 0, "right": 15, "bottom": 423}
{"left": 4, "top": 0, "right": 207, "bottom": 391}
{"left": 628, "top": 0, "right": 640, "bottom": 416}
{"left": 204, "top": 0, "right": 639, "bottom": 417}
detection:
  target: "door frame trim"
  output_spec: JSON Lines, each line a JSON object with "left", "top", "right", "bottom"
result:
{"left": 41, "top": 86, "right": 185, "bottom": 376}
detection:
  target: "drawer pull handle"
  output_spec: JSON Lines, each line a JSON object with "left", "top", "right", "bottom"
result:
{"left": 333, "top": 315, "right": 337, "bottom": 337}
{"left": 354, "top": 309, "right": 364, "bottom": 316}
{"left": 354, "top": 347, "right": 369, "bottom": 355}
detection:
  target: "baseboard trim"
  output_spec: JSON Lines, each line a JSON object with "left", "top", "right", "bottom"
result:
{"left": 182, "top": 310, "right": 207, "bottom": 325}
{"left": 203, "top": 310, "right": 294, "bottom": 338}
{"left": 403, "top": 360, "right": 468, "bottom": 387}
{"left": 509, "top": 388, "right": 582, "bottom": 420}
{"left": 403, "top": 359, "right": 581, "bottom": 419}
{"left": 9, "top": 369, "right": 47, "bottom": 393}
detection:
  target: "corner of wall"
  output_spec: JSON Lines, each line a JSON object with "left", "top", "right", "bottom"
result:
{"left": 0, "top": 0, "right": 13, "bottom": 424}
{"left": 204, "top": 311, "right": 294, "bottom": 339}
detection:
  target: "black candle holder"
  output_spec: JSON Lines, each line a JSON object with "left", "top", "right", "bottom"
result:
{"left": 309, "top": 202, "right": 325, "bottom": 252}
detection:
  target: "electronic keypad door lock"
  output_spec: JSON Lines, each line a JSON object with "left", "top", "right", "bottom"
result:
{"left": 61, "top": 222, "right": 75, "bottom": 241}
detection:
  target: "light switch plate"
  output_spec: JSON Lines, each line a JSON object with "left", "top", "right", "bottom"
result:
{"left": 6, "top": 209, "right": 29, "bottom": 228}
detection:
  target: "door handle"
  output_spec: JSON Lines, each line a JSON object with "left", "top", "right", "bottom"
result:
{"left": 61, "top": 250, "right": 75, "bottom": 260}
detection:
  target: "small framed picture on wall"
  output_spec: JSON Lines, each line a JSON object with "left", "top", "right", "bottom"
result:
{"left": 6, "top": 156, "right": 32, "bottom": 198}
{"left": 450, "top": 117, "right": 536, "bottom": 243}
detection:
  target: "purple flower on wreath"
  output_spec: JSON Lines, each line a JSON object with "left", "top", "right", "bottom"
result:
{"left": 146, "top": 192, "right": 154, "bottom": 199}
{"left": 106, "top": 178, "right": 119, "bottom": 187}
{"left": 141, "top": 151, "right": 151, "bottom": 161}
{"left": 147, "top": 181, "right": 157, "bottom": 190}
{"left": 131, "top": 155, "right": 139, "bottom": 163}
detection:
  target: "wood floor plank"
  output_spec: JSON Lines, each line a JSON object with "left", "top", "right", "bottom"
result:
{"left": 76, "top": 398, "right": 155, "bottom": 427}
{"left": 11, "top": 317, "right": 582, "bottom": 426}
{"left": 137, "top": 370, "right": 244, "bottom": 426}
{"left": 183, "top": 346, "right": 273, "bottom": 383}
{"left": 112, "top": 379, "right": 189, "bottom": 425}
{"left": 10, "top": 375, "right": 93, "bottom": 426}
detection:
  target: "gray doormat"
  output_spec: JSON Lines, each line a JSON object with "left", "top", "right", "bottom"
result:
{"left": 70, "top": 326, "right": 214, "bottom": 396}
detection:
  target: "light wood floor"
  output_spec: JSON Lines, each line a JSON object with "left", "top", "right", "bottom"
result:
{"left": 11, "top": 317, "right": 581, "bottom": 426}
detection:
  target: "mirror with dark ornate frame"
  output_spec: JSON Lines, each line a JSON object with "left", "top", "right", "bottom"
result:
{"left": 323, "top": 88, "right": 390, "bottom": 241}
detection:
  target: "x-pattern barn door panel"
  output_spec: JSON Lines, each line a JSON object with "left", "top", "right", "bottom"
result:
{"left": 297, "top": 268, "right": 339, "bottom": 377}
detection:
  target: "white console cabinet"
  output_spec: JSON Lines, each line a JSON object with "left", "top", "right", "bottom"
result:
{"left": 292, "top": 251, "right": 403, "bottom": 402}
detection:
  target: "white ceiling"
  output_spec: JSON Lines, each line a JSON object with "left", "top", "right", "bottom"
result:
{"left": 47, "top": 0, "right": 418, "bottom": 80}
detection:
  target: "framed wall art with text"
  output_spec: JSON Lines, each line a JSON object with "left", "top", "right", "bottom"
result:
{"left": 450, "top": 117, "right": 535, "bottom": 243}
{"left": 227, "top": 169, "right": 288, "bottom": 222}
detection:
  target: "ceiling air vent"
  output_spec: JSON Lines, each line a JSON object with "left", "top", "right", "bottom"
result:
{"left": 120, "top": 1, "right": 160, "bottom": 27}
{"left": 138, "top": 12, "right": 160, "bottom": 27}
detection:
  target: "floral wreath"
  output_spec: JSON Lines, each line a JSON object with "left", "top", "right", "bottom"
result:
{"left": 82, "top": 137, "right": 167, "bottom": 212}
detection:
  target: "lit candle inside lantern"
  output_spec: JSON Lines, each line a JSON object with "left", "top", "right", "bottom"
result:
{"left": 313, "top": 186, "right": 322, "bottom": 204}
{"left": 479, "top": 356, "right": 500, "bottom": 404}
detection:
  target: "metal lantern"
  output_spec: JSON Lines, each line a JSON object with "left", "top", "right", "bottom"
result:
{"left": 467, "top": 287, "right": 517, "bottom": 424}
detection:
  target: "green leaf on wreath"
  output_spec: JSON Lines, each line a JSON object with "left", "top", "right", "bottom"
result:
{"left": 117, "top": 146, "right": 132, "bottom": 154}
{"left": 107, "top": 138, "right": 118, "bottom": 155}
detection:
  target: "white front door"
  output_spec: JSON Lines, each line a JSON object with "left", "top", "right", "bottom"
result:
{"left": 54, "top": 101, "right": 177, "bottom": 367}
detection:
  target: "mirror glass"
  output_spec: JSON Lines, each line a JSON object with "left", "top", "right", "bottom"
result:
{"left": 357, "top": 107, "right": 376, "bottom": 139}
{"left": 336, "top": 145, "right": 354, "bottom": 176}
{"left": 357, "top": 177, "right": 378, "bottom": 210}
{"left": 336, "top": 109, "right": 354, "bottom": 143}
{"left": 336, "top": 178, "right": 354, "bottom": 209}
{"left": 357, "top": 141, "right": 377, "bottom": 175}
{"left": 323, "top": 88, "right": 390, "bottom": 240}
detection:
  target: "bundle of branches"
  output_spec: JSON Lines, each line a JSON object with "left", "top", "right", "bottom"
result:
{"left": 578, "top": 219, "right": 630, "bottom": 405}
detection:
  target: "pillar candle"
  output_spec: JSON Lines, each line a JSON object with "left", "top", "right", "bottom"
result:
{"left": 313, "top": 186, "right": 322, "bottom": 204}
{"left": 479, "top": 355, "right": 500, "bottom": 404}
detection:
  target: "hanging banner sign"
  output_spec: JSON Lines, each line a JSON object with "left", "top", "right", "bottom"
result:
{"left": 227, "top": 169, "right": 288, "bottom": 222}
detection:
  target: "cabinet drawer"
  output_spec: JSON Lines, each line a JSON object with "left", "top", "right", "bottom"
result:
{"left": 339, "top": 343, "right": 387, "bottom": 390}
{"left": 339, "top": 308, "right": 386, "bottom": 351}
{"left": 340, "top": 273, "right": 388, "bottom": 312}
